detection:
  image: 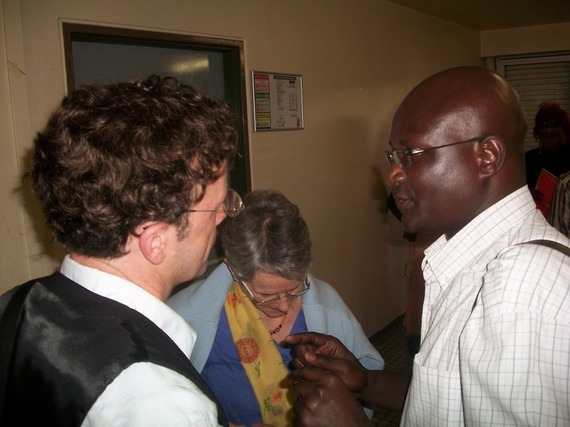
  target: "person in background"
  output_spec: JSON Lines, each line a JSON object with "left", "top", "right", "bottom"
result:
{"left": 168, "top": 189, "right": 384, "bottom": 427}
{"left": 525, "top": 101, "right": 570, "bottom": 189}
{"left": 0, "top": 76, "right": 240, "bottom": 426}
{"left": 526, "top": 102, "right": 570, "bottom": 231}
{"left": 287, "top": 66, "right": 570, "bottom": 426}
{"left": 387, "top": 194, "right": 437, "bottom": 355}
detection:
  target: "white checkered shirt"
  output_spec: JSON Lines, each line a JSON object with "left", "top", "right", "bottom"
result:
{"left": 401, "top": 187, "right": 570, "bottom": 426}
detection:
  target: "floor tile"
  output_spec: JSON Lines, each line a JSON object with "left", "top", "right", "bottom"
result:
{"left": 369, "top": 317, "right": 414, "bottom": 427}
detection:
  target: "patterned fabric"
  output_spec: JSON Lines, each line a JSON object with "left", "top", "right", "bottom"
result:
{"left": 200, "top": 307, "right": 306, "bottom": 425}
{"left": 224, "top": 282, "right": 294, "bottom": 426}
{"left": 402, "top": 187, "right": 570, "bottom": 426}
{"left": 168, "top": 263, "right": 384, "bottom": 422}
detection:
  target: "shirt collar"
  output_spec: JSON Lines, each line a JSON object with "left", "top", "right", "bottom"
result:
{"left": 60, "top": 255, "right": 196, "bottom": 357}
{"left": 423, "top": 186, "right": 535, "bottom": 288}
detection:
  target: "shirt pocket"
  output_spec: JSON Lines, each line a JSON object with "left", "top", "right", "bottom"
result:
{"left": 402, "top": 358, "right": 464, "bottom": 427}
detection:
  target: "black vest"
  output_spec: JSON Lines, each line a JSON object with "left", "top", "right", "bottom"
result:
{"left": 0, "top": 272, "right": 228, "bottom": 427}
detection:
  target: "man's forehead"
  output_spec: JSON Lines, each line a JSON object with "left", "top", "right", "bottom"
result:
{"left": 391, "top": 103, "right": 480, "bottom": 141}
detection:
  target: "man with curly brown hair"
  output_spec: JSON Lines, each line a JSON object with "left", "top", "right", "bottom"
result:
{"left": 0, "top": 76, "right": 242, "bottom": 426}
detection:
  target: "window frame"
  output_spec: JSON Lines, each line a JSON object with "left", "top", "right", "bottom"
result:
{"left": 61, "top": 22, "right": 251, "bottom": 195}
{"left": 494, "top": 51, "right": 570, "bottom": 151}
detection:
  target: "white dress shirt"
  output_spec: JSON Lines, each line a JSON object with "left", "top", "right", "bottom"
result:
{"left": 402, "top": 187, "right": 570, "bottom": 426}
{"left": 59, "top": 256, "right": 222, "bottom": 427}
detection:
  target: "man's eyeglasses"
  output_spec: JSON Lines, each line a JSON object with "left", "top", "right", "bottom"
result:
{"left": 238, "top": 276, "right": 311, "bottom": 306}
{"left": 385, "top": 135, "right": 488, "bottom": 167}
{"left": 189, "top": 189, "right": 244, "bottom": 218}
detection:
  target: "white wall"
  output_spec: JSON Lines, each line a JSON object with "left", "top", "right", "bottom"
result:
{"left": 1, "top": 0, "right": 484, "bottom": 335}
{"left": 481, "top": 22, "right": 570, "bottom": 57}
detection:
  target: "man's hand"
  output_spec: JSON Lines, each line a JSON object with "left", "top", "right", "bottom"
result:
{"left": 286, "top": 332, "right": 368, "bottom": 393}
{"left": 286, "top": 332, "right": 357, "bottom": 360}
{"left": 291, "top": 367, "right": 372, "bottom": 427}
{"left": 287, "top": 332, "right": 410, "bottom": 412}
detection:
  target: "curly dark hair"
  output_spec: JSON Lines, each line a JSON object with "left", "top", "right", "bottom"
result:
{"left": 30, "top": 75, "right": 237, "bottom": 258}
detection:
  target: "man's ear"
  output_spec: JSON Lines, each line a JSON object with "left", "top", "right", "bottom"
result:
{"left": 478, "top": 137, "right": 506, "bottom": 177}
{"left": 138, "top": 223, "right": 168, "bottom": 265}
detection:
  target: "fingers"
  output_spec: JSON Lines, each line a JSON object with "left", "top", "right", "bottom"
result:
{"left": 290, "top": 355, "right": 368, "bottom": 394}
{"left": 290, "top": 369, "right": 371, "bottom": 427}
{"left": 291, "top": 356, "right": 306, "bottom": 369}
{"left": 287, "top": 336, "right": 323, "bottom": 369}
{"left": 292, "top": 350, "right": 343, "bottom": 371}
{"left": 286, "top": 332, "right": 344, "bottom": 350}
{"left": 287, "top": 332, "right": 349, "bottom": 360}
{"left": 289, "top": 366, "right": 328, "bottom": 384}
{"left": 285, "top": 332, "right": 325, "bottom": 346}
{"left": 291, "top": 367, "right": 346, "bottom": 400}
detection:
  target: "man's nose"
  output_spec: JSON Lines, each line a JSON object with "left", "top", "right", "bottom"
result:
{"left": 386, "top": 162, "right": 406, "bottom": 188}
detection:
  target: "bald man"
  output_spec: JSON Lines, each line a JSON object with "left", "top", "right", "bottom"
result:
{"left": 287, "top": 66, "right": 570, "bottom": 426}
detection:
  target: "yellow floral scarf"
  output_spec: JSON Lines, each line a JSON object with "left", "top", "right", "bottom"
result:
{"left": 224, "top": 281, "right": 294, "bottom": 426}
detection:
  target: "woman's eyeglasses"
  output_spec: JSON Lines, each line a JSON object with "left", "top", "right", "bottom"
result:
{"left": 238, "top": 277, "right": 311, "bottom": 306}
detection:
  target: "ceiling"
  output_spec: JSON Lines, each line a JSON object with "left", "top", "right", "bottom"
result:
{"left": 386, "top": 0, "right": 570, "bottom": 30}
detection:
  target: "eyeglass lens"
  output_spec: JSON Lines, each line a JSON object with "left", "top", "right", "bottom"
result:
{"left": 385, "top": 149, "right": 407, "bottom": 166}
{"left": 224, "top": 189, "right": 244, "bottom": 217}
{"left": 245, "top": 278, "right": 310, "bottom": 305}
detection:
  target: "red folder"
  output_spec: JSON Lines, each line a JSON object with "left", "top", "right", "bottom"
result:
{"left": 534, "top": 169, "right": 559, "bottom": 218}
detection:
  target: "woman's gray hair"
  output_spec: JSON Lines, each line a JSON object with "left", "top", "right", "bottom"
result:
{"left": 220, "top": 189, "right": 312, "bottom": 281}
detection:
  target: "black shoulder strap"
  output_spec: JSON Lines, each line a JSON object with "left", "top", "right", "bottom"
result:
{"left": 469, "top": 239, "right": 570, "bottom": 314}
{"left": 524, "top": 239, "right": 570, "bottom": 257}
{"left": 0, "top": 280, "right": 36, "bottom": 423}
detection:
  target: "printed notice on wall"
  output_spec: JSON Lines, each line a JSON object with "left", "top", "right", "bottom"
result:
{"left": 252, "top": 71, "right": 304, "bottom": 131}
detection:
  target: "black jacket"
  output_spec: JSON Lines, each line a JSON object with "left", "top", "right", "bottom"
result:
{"left": 0, "top": 272, "right": 227, "bottom": 427}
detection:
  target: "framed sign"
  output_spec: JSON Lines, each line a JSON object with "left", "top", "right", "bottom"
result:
{"left": 252, "top": 71, "right": 304, "bottom": 131}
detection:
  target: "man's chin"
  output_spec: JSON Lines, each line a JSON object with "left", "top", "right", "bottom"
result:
{"left": 195, "top": 262, "right": 208, "bottom": 277}
{"left": 402, "top": 218, "right": 419, "bottom": 235}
